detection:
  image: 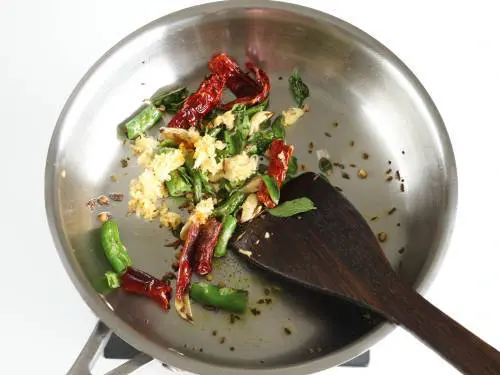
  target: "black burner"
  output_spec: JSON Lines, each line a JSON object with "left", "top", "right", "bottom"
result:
{"left": 104, "top": 334, "right": 369, "bottom": 368}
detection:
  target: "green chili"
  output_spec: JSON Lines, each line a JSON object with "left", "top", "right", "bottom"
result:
{"left": 151, "top": 87, "right": 189, "bottom": 113}
{"left": 105, "top": 271, "right": 121, "bottom": 289}
{"left": 165, "top": 170, "right": 192, "bottom": 197}
{"left": 214, "top": 215, "right": 238, "bottom": 258}
{"left": 192, "top": 170, "right": 203, "bottom": 203}
{"left": 100, "top": 220, "right": 133, "bottom": 274}
{"left": 125, "top": 105, "right": 163, "bottom": 139}
{"left": 212, "top": 191, "right": 246, "bottom": 218}
{"left": 190, "top": 282, "right": 248, "bottom": 313}
{"left": 261, "top": 175, "right": 280, "bottom": 205}
{"left": 207, "top": 127, "right": 222, "bottom": 138}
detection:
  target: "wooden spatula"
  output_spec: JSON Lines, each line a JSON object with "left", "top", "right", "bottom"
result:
{"left": 232, "top": 172, "right": 500, "bottom": 375}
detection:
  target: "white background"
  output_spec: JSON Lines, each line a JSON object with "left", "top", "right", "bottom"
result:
{"left": 0, "top": 0, "right": 499, "bottom": 374}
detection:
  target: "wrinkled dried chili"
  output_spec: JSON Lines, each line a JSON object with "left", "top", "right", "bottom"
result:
{"left": 121, "top": 267, "right": 172, "bottom": 310}
{"left": 168, "top": 74, "right": 226, "bottom": 129}
{"left": 175, "top": 223, "right": 200, "bottom": 321}
{"left": 194, "top": 218, "right": 222, "bottom": 275}
{"left": 257, "top": 140, "right": 294, "bottom": 208}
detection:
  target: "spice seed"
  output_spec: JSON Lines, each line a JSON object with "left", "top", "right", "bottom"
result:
{"left": 324, "top": 132, "right": 332, "bottom": 138}
{"left": 388, "top": 207, "right": 397, "bottom": 215}
{"left": 362, "top": 152, "right": 369, "bottom": 160}
{"left": 378, "top": 232, "right": 388, "bottom": 242}
{"left": 212, "top": 330, "right": 217, "bottom": 336}
{"left": 220, "top": 337, "right": 226, "bottom": 344}
{"left": 400, "top": 183, "right": 405, "bottom": 192}
{"left": 230, "top": 347, "right": 235, "bottom": 351}
{"left": 395, "top": 170, "right": 401, "bottom": 181}
{"left": 370, "top": 216, "right": 379, "bottom": 222}
{"left": 398, "top": 247, "right": 405, "bottom": 254}
{"left": 300, "top": 164, "right": 306, "bottom": 171}
{"left": 284, "top": 327, "right": 292, "bottom": 335}
{"left": 333, "top": 121, "right": 339, "bottom": 127}
{"left": 396, "top": 222, "right": 401, "bottom": 227}
{"left": 357, "top": 169, "right": 368, "bottom": 179}
{"left": 385, "top": 175, "right": 394, "bottom": 182}
{"left": 385, "top": 168, "right": 392, "bottom": 174}
{"left": 350, "top": 163, "right": 357, "bottom": 168}
{"left": 120, "top": 158, "right": 128, "bottom": 168}
{"left": 349, "top": 140, "right": 355, "bottom": 147}
{"left": 308, "top": 142, "right": 314, "bottom": 149}
{"left": 341, "top": 172, "right": 350, "bottom": 180}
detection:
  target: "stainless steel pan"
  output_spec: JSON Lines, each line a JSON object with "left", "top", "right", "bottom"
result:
{"left": 45, "top": 1, "right": 457, "bottom": 374}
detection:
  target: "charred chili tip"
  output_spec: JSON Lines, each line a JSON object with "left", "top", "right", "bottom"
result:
{"left": 377, "top": 232, "right": 388, "bottom": 243}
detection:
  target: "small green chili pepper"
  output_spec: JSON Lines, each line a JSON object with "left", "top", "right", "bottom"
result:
{"left": 212, "top": 191, "right": 246, "bottom": 218}
{"left": 214, "top": 215, "right": 238, "bottom": 258}
{"left": 125, "top": 105, "right": 163, "bottom": 140}
{"left": 192, "top": 170, "right": 203, "bottom": 203}
{"left": 190, "top": 282, "right": 248, "bottom": 313}
{"left": 100, "top": 220, "right": 133, "bottom": 274}
{"left": 165, "top": 170, "right": 192, "bottom": 197}
{"left": 105, "top": 271, "right": 121, "bottom": 289}
{"left": 207, "top": 127, "right": 222, "bottom": 138}
{"left": 261, "top": 175, "right": 280, "bottom": 205}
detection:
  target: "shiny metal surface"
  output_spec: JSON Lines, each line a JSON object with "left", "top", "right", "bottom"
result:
{"left": 45, "top": 1, "right": 457, "bottom": 374}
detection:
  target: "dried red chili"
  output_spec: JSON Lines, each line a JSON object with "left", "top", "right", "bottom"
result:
{"left": 208, "top": 54, "right": 270, "bottom": 110}
{"left": 257, "top": 140, "right": 294, "bottom": 208}
{"left": 175, "top": 223, "right": 200, "bottom": 321}
{"left": 121, "top": 267, "right": 172, "bottom": 311}
{"left": 194, "top": 218, "right": 222, "bottom": 276}
{"left": 168, "top": 74, "right": 226, "bottom": 129}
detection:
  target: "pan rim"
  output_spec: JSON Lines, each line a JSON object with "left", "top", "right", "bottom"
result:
{"left": 44, "top": 1, "right": 458, "bottom": 373}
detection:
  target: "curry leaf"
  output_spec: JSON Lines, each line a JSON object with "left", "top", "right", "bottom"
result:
{"left": 288, "top": 69, "right": 310, "bottom": 108}
{"left": 268, "top": 197, "right": 316, "bottom": 217}
{"left": 151, "top": 87, "right": 189, "bottom": 113}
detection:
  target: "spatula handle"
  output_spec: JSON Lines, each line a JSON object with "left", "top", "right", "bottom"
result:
{"left": 388, "top": 285, "right": 500, "bottom": 375}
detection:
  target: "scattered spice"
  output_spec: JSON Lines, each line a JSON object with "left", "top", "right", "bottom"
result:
{"left": 250, "top": 307, "right": 261, "bottom": 316}
{"left": 334, "top": 186, "right": 343, "bottom": 192}
{"left": 284, "top": 327, "right": 292, "bottom": 335}
{"left": 165, "top": 239, "right": 182, "bottom": 248}
{"left": 257, "top": 299, "right": 266, "bottom": 304}
{"left": 324, "top": 132, "right": 332, "bottom": 138}
{"left": 108, "top": 193, "right": 124, "bottom": 202}
{"left": 86, "top": 199, "right": 97, "bottom": 211}
{"left": 308, "top": 150, "right": 312, "bottom": 154}
{"left": 349, "top": 140, "right": 355, "bottom": 147}
{"left": 171, "top": 260, "right": 180, "bottom": 272}
{"left": 205, "top": 273, "right": 213, "bottom": 282}
{"left": 230, "top": 314, "right": 241, "bottom": 324}
{"left": 385, "top": 168, "right": 392, "bottom": 174}
{"left": 398, "top": 247, "right": 405, "bottom": 254}
{"left": 199, "top": 348, "right": 203, "bottom": 353}
{"left": 265, "top": 298, "right": 272, "bottom": 304}
{"left": 264, "top": 288, "right": 271, "bottom": 295}
{"left": 395, "top": 170, "right": 401, "bottom": 181}
{"left": 212, "top": 330, "right": 217, "bottom": 336}
{"left": 97, "top": 212, "right": 111, "bottom": 222}
{"left": 400, "top": 183, "right": 405, "bottom": 192}
{"left": 219, "top": 337, "right": 226, "bottom": 344}
{"left": 300, "top": 163, "right": 306, "bottom": 171}
{"left": 370, "top": 216, "right": 379, "bottom": 222}
{"left": 396, "top": 222, "right": 401, "bottom": 227}
{"left": 388, "top": 207, "right": 397, "bottom": 215}
{"left": 110, "top": 174, "right": 118, "bottom": 182}
{"left": 357, "top": 169, "right": 368, "bottom": 179}
{"left": 230, "top": 347, "right": 235, "bottom": 351}
{"left": 349, "top": 163, "right": 357, "bottom": 168}
{"left": 308, "top": 141, "right": 314, "bottom": 149}
{"left": 388, "top": 160, "right": 392, "bottom": 165}
{"left": 333, "top": 161, "right": 345, "bottom": 169}
{"left": 377, "top": 232, "right": 388, "bottom": 243}
{"left": 341, "top": 172, "right": 350, "bottom": 180}
{"left": 362, "top": 152, "right": 369, "bottom": 160}
{"left": 385, "top": 175, "right": 394, "bottom": 182}
{"left": 120, "top": 158, "right": 128, "bottom": 168}
{"left": 278, "top": 76, "right": 283, "bottom": 80}
{"left": 402, "top": 150, "right": 406, "bottom": 155}
{"left": 97, "top": 195, "right": 110, "bottom": 206}
{"left": 333, "top": 121, "right": 339, "bottom": 127}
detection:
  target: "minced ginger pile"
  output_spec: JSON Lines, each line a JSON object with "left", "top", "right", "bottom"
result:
{"left": 127, "top": 106, "right": 304, "bottom": 236}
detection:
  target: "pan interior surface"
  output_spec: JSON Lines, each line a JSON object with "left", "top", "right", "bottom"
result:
{"left": 46, "top": 2, "right": 457, "bottom": 373}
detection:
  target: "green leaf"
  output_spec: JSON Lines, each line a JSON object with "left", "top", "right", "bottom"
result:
{"left": 288, "top": 68, "right": 310, "bottom": 108}
{"left": 223, "top": 130, "right": 245, "bottom": 156}
{"left": 246, "top": 98, "right": 270, "bottom": 118}
{"left": 246, "top": 128, "right": 274, "bottom": 155}
{"left": 165, "top": 170, "right": 192, "bottom": 196}
{"left": 271, "top": 116, "right": 285, "bottom": 139}
{"left": 268, "top": 197, "right": 316, "bottom": 217}
{"left": 318, "top": 157, "right": 333, "bottom": 174}
{"left": 151, "top": 87, "right": 189, "bottom": 113}
{"left": 199, "top": 171, "right": 215, "bottom": 194}
{"left": 287, "top": 156, "right": 298, "bottom": 176}
{"left": 105, "top": 271, "right": 121, "bottom": 289}
{"left": 261, "top": 175, "right": 280, "bottom": 204}
{"left": 232, "top": 104, "right": 251, "bottom": 138}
